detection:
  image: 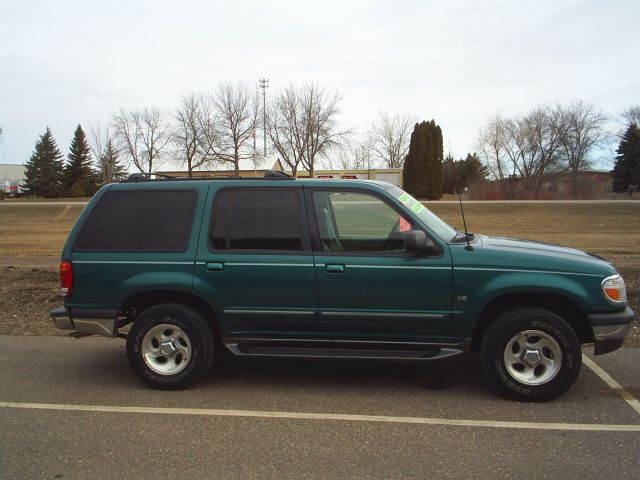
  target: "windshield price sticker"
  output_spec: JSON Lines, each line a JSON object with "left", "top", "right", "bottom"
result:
{"left": 397, "top": 191, "right": 424, "bottom": 214}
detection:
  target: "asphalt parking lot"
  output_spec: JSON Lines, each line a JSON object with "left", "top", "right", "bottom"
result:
{"left": 1, "top": 336, "right": 639, "bottom": 479}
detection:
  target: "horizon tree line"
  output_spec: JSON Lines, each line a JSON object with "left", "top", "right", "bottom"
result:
{"left": 474, "top": 100, "right": 639, "bottom": 199}
{"left": 19, "top": 80, "right": 640, "bottom": 198}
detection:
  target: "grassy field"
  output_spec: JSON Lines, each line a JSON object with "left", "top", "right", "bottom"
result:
{"left": 0, "top": 201, "right": 638, "bottom": 341}
{"left": 0, "top": 204, "right": 86, "bottom": 257}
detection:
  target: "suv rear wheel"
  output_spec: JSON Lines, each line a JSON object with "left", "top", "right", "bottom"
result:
{"left": 480, "top": 307, "right": 582, "bottom": 401}
{"left": 126, "top": 303, "right": 215, "bottom": 389}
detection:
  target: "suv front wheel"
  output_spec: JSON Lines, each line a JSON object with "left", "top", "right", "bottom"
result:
{"left": 126, "top": 303, "right": 215, "bottom": 390}
{"left": 480, "top": 307, "right": 582, "bottom": 401}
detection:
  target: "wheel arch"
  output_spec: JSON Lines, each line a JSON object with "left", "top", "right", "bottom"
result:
{"left": 470, "top": 292, "right": 592, "bottom": 351}
{"left": 119, "top": 290, "right": 222, "bottom": 341}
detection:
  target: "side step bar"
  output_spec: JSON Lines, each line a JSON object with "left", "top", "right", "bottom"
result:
{"left": 225, "top": 343, "right": 464, "bottom": 361}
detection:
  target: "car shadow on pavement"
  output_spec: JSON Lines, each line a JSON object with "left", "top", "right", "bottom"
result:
{"left": 204, "top": 350, "right": 489, "bottom": 395}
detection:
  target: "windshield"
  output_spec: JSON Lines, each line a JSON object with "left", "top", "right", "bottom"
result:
{"left": 387, "top": 186, "right": 457, "bottom": 241}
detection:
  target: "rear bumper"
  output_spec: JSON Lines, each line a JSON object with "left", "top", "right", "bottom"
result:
{"left": 50, "top": 306, "right": 118, "bottom": 337}
{"left": 588, "top": 306, "right": 635, "bottom": 355}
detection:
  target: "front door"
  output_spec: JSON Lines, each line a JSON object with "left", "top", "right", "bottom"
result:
{"left": 195, "top": 186, "right": 317, "bottom": 340}
{"left": 308, "top": 188, "right": 452, "bottom": 343}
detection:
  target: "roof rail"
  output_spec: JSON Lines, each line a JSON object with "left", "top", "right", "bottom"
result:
{"left": 126, "top": 172, "right": 175, "bottom": 181}
{"left": 119, "top": 170, "right": 296, "bottom": 183}
{"left": 264, "top": 170, "right": 293, "bottom": 179}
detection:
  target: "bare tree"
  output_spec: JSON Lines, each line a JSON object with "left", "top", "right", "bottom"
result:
{"left": 172, "top": 94, "right": 210, "bottom": 177}
{"left": 90, "top": 122, "right": 116, "bottom": 183}
{"left": 368, "top": 112, "right": 414, "bottom": 168}
{"left": 330, "top": 142, "right": 373, "bottom": 171}
{"left": 89, "top": 122, "right": 110, "bottom": 164}
{"left": 88, "top": 123, "right": 129, "bottom": 184}
{"left": 477, "top": 115, "right": 518, "bottom": 199}
{"left": 112, "top": 107, "right": 170, "bottom": 174}
{"left": 523, "top": 104, "right": 566, "bottom": 194}
{"left": 622, "top": 105, "right": 640, "bottom": 127}
{"left": 490, "top": 105, "right": 565, "bottom": 196}
{"left": 199, "top": 83, "right": 259, "bottom": 175}
{"left": 351, "top": 143, "right": 374, "bottom": 170}
{"left": 267, "top": 86, "right": 304, "bottom": 176}
{"left": 561, "top": 101, "right": 607, "bottom": 198}
{"left": 478, "top": 102, "right": 606, "bottom": 199}
{"left": 268, "top": 83, "right": 347, "bottom": 177}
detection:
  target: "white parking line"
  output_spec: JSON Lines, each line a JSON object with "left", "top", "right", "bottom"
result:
{"left": 1, "top": 401, "right": 639, "bottom": 432}
{"left": 582, "top": 354, "right": 640, "bottom": 416}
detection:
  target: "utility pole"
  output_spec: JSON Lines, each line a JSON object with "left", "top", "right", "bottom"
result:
{"left": 259, "top": 78, "right": 269, "bottom": 158}
{"left": 0, "top": 126, "right": 5, "bottom": 162}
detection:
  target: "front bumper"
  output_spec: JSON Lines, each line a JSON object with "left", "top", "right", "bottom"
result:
{"left": 50, "top": 306, "right": 119, "bottom": 337}
{"left": 588, "top": 306, "right": 635, "bottom": 355}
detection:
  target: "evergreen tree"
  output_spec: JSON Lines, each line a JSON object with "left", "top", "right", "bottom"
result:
{"left": 99, "top": 139, "right": 128, "bottom": 184}
{"left": 442, "top": 154, "right": 460, "bottom": 194}
{"left": 402, "top": 122, "right": 419, "bottom": 195}
{"left": 23, "top": 127, "right": 65, "bottom": 197}
{"left": 461, "top": 153, "right": 488, "bottom": 187}
{"left": 402, "top": 120, "right": 443, "bottom": 199}
{"left": 442, "top": 153, "right": 488, "bottom": 194}
{"left": 64, "top": 124, "right": 98, "bottom": 196}
{"left": 612, "top": 124, "right": 640, "bottom": 193}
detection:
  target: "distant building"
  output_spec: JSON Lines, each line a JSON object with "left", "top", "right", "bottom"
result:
{"left": 540, "top": 170, "right": 613, "bottom": 198}
{"left": 158, "top": 159, "right": 284, "bottom": 179}
{"left": 307, "top": 168, "right": 403, "bottom": 187}
{"left": 0, "top": 164, "right": 26, "bottom": 197}
{"left": 158, "top": 159, "right": 403, "bottom": 187}
{"left": 473, "top": 170, "right": 614, "bottom": 200}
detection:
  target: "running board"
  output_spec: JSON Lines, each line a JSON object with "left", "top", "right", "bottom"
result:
{"left": 225, "top": 343, "right": 464, "bottom": 361}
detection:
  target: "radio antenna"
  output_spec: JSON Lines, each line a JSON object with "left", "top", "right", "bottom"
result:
{"left": 458, "top": 189, "right": 472, "bottom": 251}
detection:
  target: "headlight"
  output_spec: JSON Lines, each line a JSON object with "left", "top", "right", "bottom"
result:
{"left": 602, "top": 274, "right": 627, "bottom": 304}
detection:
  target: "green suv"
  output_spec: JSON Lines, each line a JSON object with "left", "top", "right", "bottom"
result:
{"left": 50, "top": 172, "right": 634, "bottom": 401}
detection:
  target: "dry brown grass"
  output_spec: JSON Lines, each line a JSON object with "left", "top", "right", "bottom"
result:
{"left": 0, "top": 204, "right": 85, "bottom": 257}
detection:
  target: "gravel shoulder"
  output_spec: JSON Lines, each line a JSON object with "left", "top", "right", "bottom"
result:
{"left": 0, "top": 265, "right": 65, "bottom": 336}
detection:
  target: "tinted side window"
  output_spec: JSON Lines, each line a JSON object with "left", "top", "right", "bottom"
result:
{"left": 211, "top": 190, "right": 233, "bottom": 249}
{"left": 75, "top": 190, "right": 197, "bottom": 252}
{"left": 210, "top": 189, "right": 302, "bottom": 251}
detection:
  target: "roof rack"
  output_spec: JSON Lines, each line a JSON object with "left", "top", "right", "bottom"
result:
{"left": 126, "top": 172, "right": 175, "bottom": 181}
{"left": 263, "top": 170, "right": 293, "bottom": 179}
{"left": 121, "top": 170, "right": 295, "bottom": 183}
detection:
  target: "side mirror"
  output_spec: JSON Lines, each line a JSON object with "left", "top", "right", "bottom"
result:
{"left": 405, "top": 230, "right": 435, "bottom": 252}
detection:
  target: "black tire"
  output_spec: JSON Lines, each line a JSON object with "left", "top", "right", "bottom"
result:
{"left": 480, "top": 307, "right": 582, "bottom": 402}
{"left": 126, "top": 303, "right": 215, "bottom": 390}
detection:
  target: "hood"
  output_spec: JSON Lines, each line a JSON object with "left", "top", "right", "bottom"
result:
{"left": 461, "top": 234, "right": 617, "bottom": 276}
{"left": 481, "top": 235, "right": 607, "bottom": 261}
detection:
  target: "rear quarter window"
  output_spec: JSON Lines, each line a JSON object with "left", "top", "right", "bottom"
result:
{"left": 74, "top": 190, "right": 198, "bottom": 252}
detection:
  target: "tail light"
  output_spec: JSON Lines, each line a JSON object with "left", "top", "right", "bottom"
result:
{"left": 60, "top": 261, "right": 73, "bottom": 298}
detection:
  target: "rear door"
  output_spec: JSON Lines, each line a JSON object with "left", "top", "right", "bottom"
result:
{"left": 308, "top": 187, "right": 453, "bottom": 343}
{"left": 195, "top": 185, "right": 318, "bottom": 340}
{"left": 68, "top": 184, "right": 204, "bottom": 312}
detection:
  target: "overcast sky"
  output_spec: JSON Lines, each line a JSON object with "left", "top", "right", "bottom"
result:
{"left": 1, "top": 0, "right": 638, "bottom": 169}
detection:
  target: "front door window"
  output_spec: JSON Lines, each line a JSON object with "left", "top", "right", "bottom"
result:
{"left": 312, "top": 191, "right": 412, "bottom": 253}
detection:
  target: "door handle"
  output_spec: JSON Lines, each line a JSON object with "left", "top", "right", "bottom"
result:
{"left": 325, "top": 264, "right": 345, "bottom": 273}
{"left": 205, "top": 262, "right": 225, "bottom": 271}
